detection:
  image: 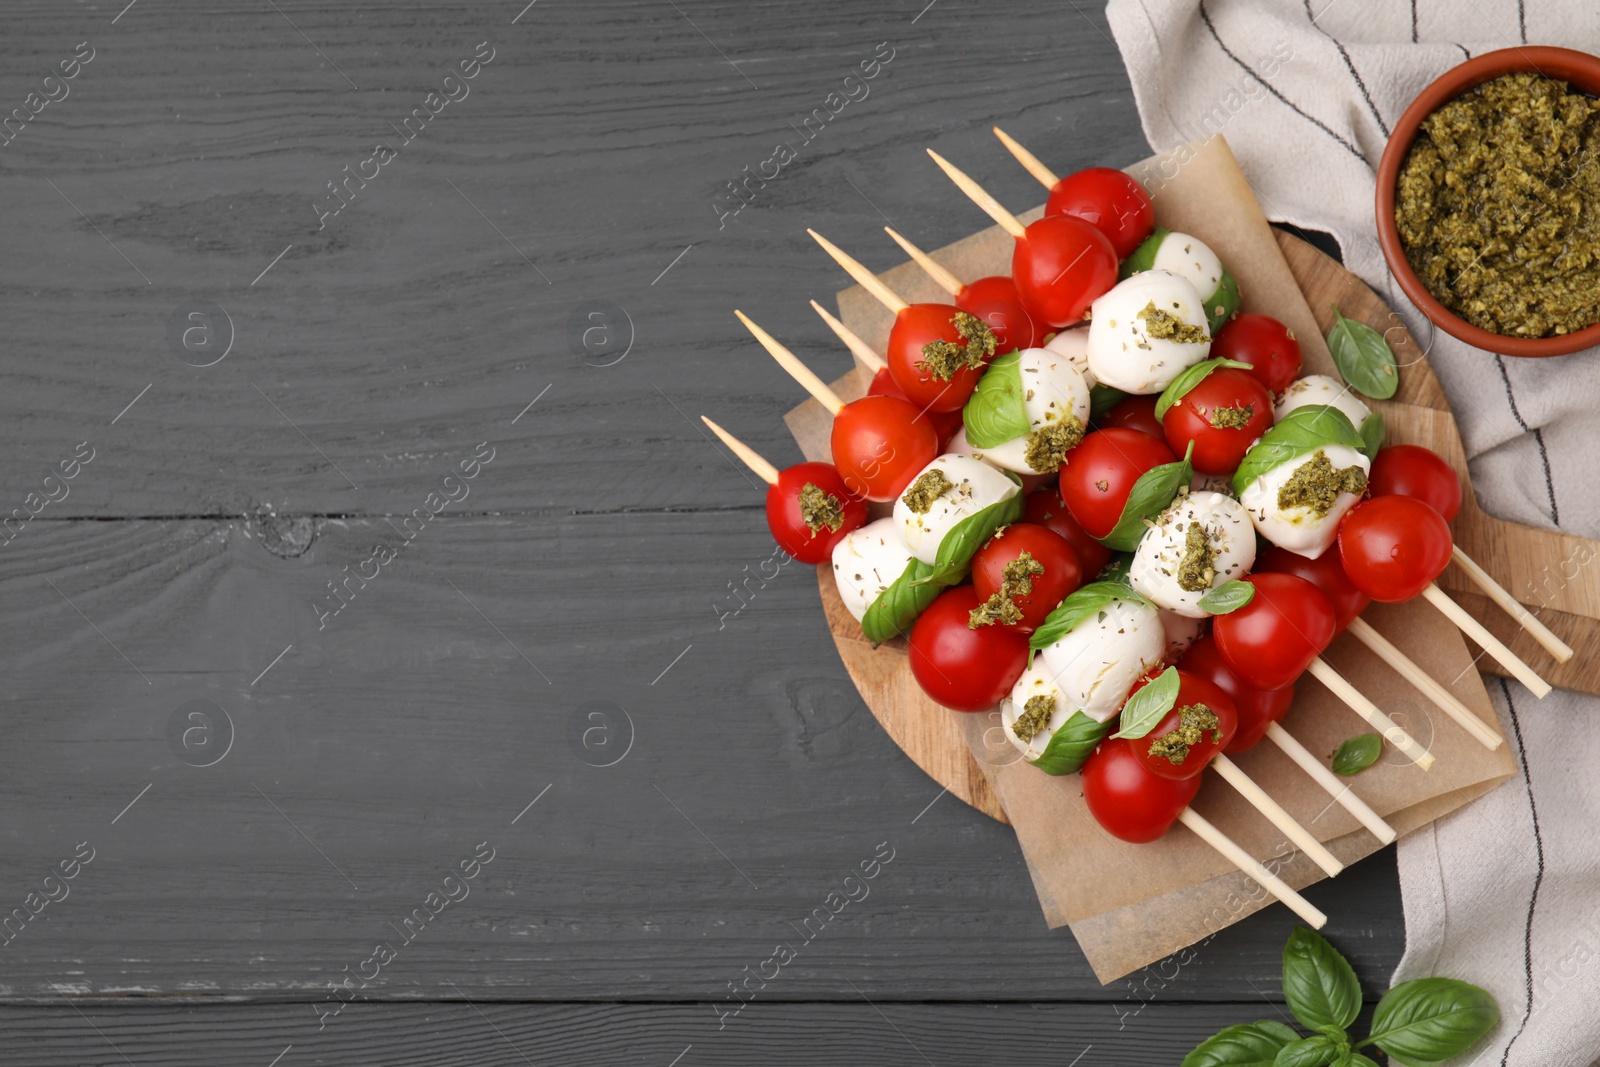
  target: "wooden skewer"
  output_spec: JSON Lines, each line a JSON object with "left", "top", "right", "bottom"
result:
{"left": 805, "top": 229, "right": 909, "bottom": 314}
{"left": 1422, "top": 583, "right": 1553, "bottom": 697}
{"left": 1177, "top": 807, "right": 1327, "bottom": 928}
{"left": 733, "top": 310, "right": 844, "bottom": 416}
{"left": 924, "top": 149, "right": 1028, "bottom": 239}
{"left": 992, "top": 126, "right": 1059, "bottom": 189}
{"left": 1306, "top": 658, "right": 1437, "bottom": 770}
{"left": 1346, "top": 617, "right": 1504, "bottom": 750}
{"left": 699, "top": 417, "right": 779, "bottom": 486}
{"left": 1211, "top": 755, "right": 1343, "bottom": 877}
{"left": 809, "top": 300, "right": 886, "bottom": 374}
{"left": 1264, "top": 723, "right": 1397, "bottom": 845}
{"left": 1451, "top": 545, "right": 1574, "bottom": 663}
{"left": 882, "top": 227, "right": 964, "bottom": 297}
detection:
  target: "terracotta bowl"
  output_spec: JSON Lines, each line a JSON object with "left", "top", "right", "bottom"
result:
{"left": 1375, "top": 46, "right": 1600, "bottom": 357}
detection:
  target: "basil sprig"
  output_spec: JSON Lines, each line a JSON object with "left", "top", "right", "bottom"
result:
{"left": 1198, "top": 579, "right": 1255, "bottom": 615}
{"left": 1154, "top": 358, "right": 1254, "bottom": 420}
{"left": 1181, "top": 1021, "right": 1300, "bottom": 1067}
{"left": 1231, "top": 405, "right": 1365, "bottom": 498}
{"left": 1025, "top": 710, "right": 1115, "bottom": 776}
{"left": 1098, "top": 440, "right": 1195, "bottom": 552}
{"left": 1028, "top": 579, "right": 1150, "bottom": 651}
{"left": 1111, "top": 665, "right": 1178, "bottom": 740}
{"left": 1328, "top": 304, "right": 1399, "bottom": 400}
{"left": 963, "top": 350, "right": 1030, "bottom": 448}
{"left": 1331, "top": 734, "right": 1383, "bottom": 776}
{"left": 912, "top": 473, "right": 1024, "bottom": 588}
{"left": 1358, "top": 411, "right": 1385, "bottom": 463}
{"left": 859, "top": 558, "right": 945, "bottom": 644}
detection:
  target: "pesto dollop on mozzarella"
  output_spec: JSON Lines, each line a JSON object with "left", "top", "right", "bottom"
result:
{"left": 973, "top": 347, "right": 1091, "bottom": 474}
{"left": 1239, "top": 443, "right": 1371, "bottom": 559}
{"left": 1036, "top": 596, "right": 1165, "bottom": 723}
{"left": 830, "top": 517, "right": 914, "bottom": 622}
{"left": 1130, "top": 491, "right": 1256, "bottom": 617}
{"left": 1275, "top": 374, "right": 1372, "bottom": 426}
{"left": 1001, "top": 655, "right": 1076, "bottom": 761}
{"left": 1087, "top": 270, "right": 1212, "bottom": 394}
{"left": 892, "top": 453, "right": 1021, "bottom": 565}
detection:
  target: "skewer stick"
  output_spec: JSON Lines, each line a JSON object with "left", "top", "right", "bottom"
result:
{"left": 1211, "top": 755, "right": 1343, "bottom": 877}
{"left": 1451, "top": 545, "right": 1574, "bottom": 663}
{"left": 1306, "top": 658, "right": 1437, "bottom": 770}
{"left": 809, "top": 300, "right": 886, "bottom": 374}
{"left": 699, "top": 417, "right": 779, "bottom": 485}
{"left": 924, "top": 150, "right": 1028, "bottom": 239}
{"left": 805, "top": 230, "right": 910, "bottom": 314}
{"left": 1264, "top": 723, "right": 1397, "bottom": 845}
{"left": 1177, "top": 807, "right": 1327, "bottom": 928}
{"left": 1347, "top": 617, "right": 1504, "bottom": 750}
{"left": 882, "top": 227, "right": 963, "bottom": 297}
{"left": 733, "top": 310, "right": 844, "bottom": 416}
{"left": 992, "top": 126, "right": 1059, "bottom": 189}
{"left": 1422, "top": 583, "right": 1553, "bottom": 697}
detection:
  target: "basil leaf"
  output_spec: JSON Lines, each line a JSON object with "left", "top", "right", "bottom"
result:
{"left": 1090, "top": 382, "right": 1129, "bottom": 422}
{"left": 913, "top": 476, "right": 1025, "bottom": 588}
{"left": 1232, "top": 405, "right": 1365, "bottom": 498}
{"left": 1348, "top": 1056, "right": 1379, "bottom": 1067}
{"left": 1282, "top": 928, "right": 1362, "bottom": 1031}
{"left": 1272, "top": 1035, "right": 1334, "bottom": 1067}
{"left": 1198, "top": 579, "right": 1255, "bottom": 615}
{"left": 1112, "top": 665, "right": 1179, "bottom": 740}
{"left": 859, "top": 558, "right": 944, "bottom": 644}
{"left": 963, "top": 350, "right": 1031, "bottom": 448}
{"left": 1028, "top": 579, "right": 1150, "bottom": 651}
{"left": 1119, "top": 226, "right": 1170, "bottom": 279}
{"left": 1027, "top": 710, "right": 1115, "bottom": 776}
{"left": 1331, "top": 734, "right": 1383, "bottom": 776}
{"left": 1206, "top": 266, "right": 1242, "bottom": 333}
{"left": 1155, "top": 358, "right": 1254, "bottom": 421}
{"left": 1358, "top": 412, "right": 1385, "bottom": 463}
{"left": 1096, "top": 552, "right": 1136, "bottom": 584}
{"left": 1328, "top": 305, "right": 1399, "bottom": 400}
{"left": 1098, "top": 441, "right": 1196, "bottom": 552}
{"left": 1182, "top": 1020, "right": 1301, "bottom": 1067}
{"left": 1367, "top": 978, "right": 1498, "bottom": 1065}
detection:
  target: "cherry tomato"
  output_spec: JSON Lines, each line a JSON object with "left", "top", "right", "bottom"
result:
{"left": 868, "top": 367, "right": 963, "bottom": 446}
{"left": 957, "top": 275, "right": 1041, "bottom": 354}
{"left": 1210, "top": 314, "right": 1302, "bottom": 396}
{"left": 830, "top": 395, "right": 940, "bottom": 502}
{"left": 1082, "top": 736, "right": 1202, "bottom": 843}
{"left": 1368, "top": 444, "right": 1462, "bottom": 522}
{"left": 1012, "top": 215, "right": 1120, "bottom": 327}
{"left": 1337, "top": 495, "right": 1453, "bottom": 603}
{"left": 1099, "top": 394, "right": 1165, "bottom": 439}
{"left": 907, "top": 586, "right": 1031, "bottom": 711}
{"left": 1161, "top": 367, "right": 1275, "bottom": 476}
{"left": 886, "top": 303, "right": 995, "bottom": 414}
{"left": 1058, "top": 428, "right": 1177, "bottom": 540}
{"left": 1126, "top": 670, "right": 1238, "bottom": 779}
{"left": 764, "top": 462, "right": 868, "bottom": 565}
{"left": 1180, "top": 635, "right": 1295, "bottom": 753}
{"left": 1045, "top": 167, "right": 1156, "bottom": 259}
{"left": 970, "top": 523, "right": 1084, "bottom": 633}
{"left": 1256, "top": 544, "right": 1370, "bottom": 632}
{"left": 1212, "top": 573, "right": 1336, "bottom": 691}
{"left": 1023, "top": 486, "right": 1114, "bottom": 576}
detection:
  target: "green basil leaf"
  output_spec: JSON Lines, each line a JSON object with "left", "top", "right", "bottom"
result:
{"left": 1358, "top": 412, "right": 1385, "bottom": 464}
{"left": 1026, "top": 710, "right": 1115, "bottom": 776}
{"left": 1028, "top": 579, "right": 1150, "bottom": 651}
{"left": 1112, "top": 665, "right": 1179, "bottom": 740}
{"left": 1282, "top": 928, "right": 1362, "bottom": 1031}
{"left": 1155, "top": 358, "right": 1254, "bottom": 421}
{"left": 1272, "top": 1035, "right": 1335, "bottom": 1067}
{"left": 1347, "top": 1056, "right": 1379, "bottom": 1067}
{"left": 1331, "top": 734, "right": 1383, "bottom": 777}
{"left": 1098, "top": 441, "right": 1196, "bottom": 552}
{"left": 859, "top": 558, "right": 944, "bottom": 644}
{"left": 914, "top": 475, "right": 1025, "bottom": 588}
{"left": 963, "top": 350, "right": 1031, "bottom": 448}
{"left": 1328, "top": 305, "right": 1399, "bottom": 400}
{"left": 1198, "top": 579, "right": 1255, "bottom": 615}
{"left": 1119, "top": 226, "right": 1170, "bottom": 280}
{"left": 1096, "top": 552, "right": 1136, "bottom": 584}
{"left": 1182, "top": 1020, "right": 1302, "bottom": 1067}
{"left": 1367, "top": 978, "right": 1498, "bottom": 1065}
{"left": 1231, "top": 405, "right": 1365, "bottom": 498}
{"left": 1090, "top": 382, "right": 1129, "bottom": 422}
{"left": 1206, "top": 267, "right": 1242, "bottom": 333}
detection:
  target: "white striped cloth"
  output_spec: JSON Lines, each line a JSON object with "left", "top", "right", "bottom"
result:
{"left": 1105, "top": 3, "right": 1600, "bottom": 1064}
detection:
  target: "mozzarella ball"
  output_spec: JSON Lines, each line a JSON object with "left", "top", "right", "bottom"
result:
{"left": 830, "top": 517, "right": 915, "bottom": 622}
{"left": 892, "top": 453, "right": 1021, "bottom": 565}
{"left": 1275, "top": 374, "right": 1372, "bottom": 427}
{"left": 973, "top": 347, "right": 1091, "bottom": 474}
{"left": 1161, "top": 610, "right": 1208, "bottom": 661}
{"left": 1130, "top": 491, "right": 1256, "bottom": 617}
{"left": 941, "top": 425, "right": 985, "bottom": 461}
{"left": 1239, "top": 444, "right": 1371, "bottom": 559}
{"left": 1150, "top": 231, "right": 1225, "bottom": 305}
{"left": 1087, "top": 270, "right": 1212, "bottom": 393}
{"left": 1001, "top": 655, "right": 1076, "bottom": 761}
{"left": 1044, "top": 326, "right": 1094, "bottom": 388}
{"left": 1036, "top": 596, "right": 1166, "bottom": 723}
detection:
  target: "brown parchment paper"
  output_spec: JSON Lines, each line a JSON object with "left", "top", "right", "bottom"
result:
{"left": 786, "top": 137, "right": 1516, "bottom": 984}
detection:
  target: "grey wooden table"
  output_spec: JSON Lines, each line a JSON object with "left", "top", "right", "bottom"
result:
{"left": 0, "top": 0, "right": 1402, "bottom": 1062}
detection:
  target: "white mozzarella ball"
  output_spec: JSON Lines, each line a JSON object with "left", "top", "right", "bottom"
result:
{"left": 1160, "top": 610, "right": 1208, "bottom": 661}
{"left": 1087, "top": 270, "right": 1212, "bottom": 393}
{"left": 1239, "top": 444, "right": 1371, "bottom": 559}
{"left": 892, "top": 453, "right": 1020, "bottom": 566}
{"left": 1129, "top": 491, "right": 1256, "bottom": 618}
{"left": 1000, "top": 655, "right": 1075, "bottom": 761}
{"left": 830, "top": 517, "right": 915, "bottom": 622}
{"left": 973, "top": 347, "right": 1091, "bottom": 474}
{"left": 1044, "top": 326, "right": 1094, "bottom": 388}
{"left": 1036, "top": 596, "right": 1166, "bottom": 723}
{"left": 941, "top": 425, "right": 985, "bottom": 461}
{"left": 1275, "top": 374, "right": 1372, "bottom": 427}
{"left": 1150, "top": 231, "right": 1225, "bottom": 304}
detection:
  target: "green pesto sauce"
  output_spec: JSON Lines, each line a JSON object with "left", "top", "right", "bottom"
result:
{"left": 1209, "top": 403, "right": 1254, "bottom": 430}
{"left": 798, "top": 482, "right": 845, "bottom": 534}
{"left": 901, "top": 468, "right": 954, "bottom": 514}
{"left": 1011, "top": 693, "right": 1056, "bottom": 744}
{"left": 1023, "top": 416, "right": 1085, "bottom": 473}
{"left": 916, "top": 310, "right": 998, "bottom": 380}
{"left": 1277, "top": 449, "right": 1368, "bottom": 516}
{"left": 1138, "top": 301, "right": 1208, "bottom": 343}
{"left": 1175, "top": 521, "right": 1217, "bottom": 592}
{"left": 1147, "top": 703, "right": 1222, "bottom": 765}
{"left": 969, "top": 549, "right": 1044, "bottom": 628}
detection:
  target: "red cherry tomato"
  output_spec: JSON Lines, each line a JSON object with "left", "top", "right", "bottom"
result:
{"left": 1058, "top": 429, "right": 1177, "bottom": 540}
{"left": 1337, "top": 495, "right": 1453, "bottom": 603}
{"left": 886, "top": 303, "right": 995, "bottom": 414}
{"left": 1256, "top": 544, "right": 1371, "bottom": 632}
{"left": 1012, "top": 215, "right": 1120, "bottom": 327}
{"left": 1045, "top": 167, "right": 1156, "bottom": 259}
{"left": 1180, "top": 635, "right": 1295, "bottom": 753}
{"left": 1210, "top": 314, "right": 1302, "bottom": 396}
{"left": 907, "top": 586, "right": 1031, "bottom": 711}
{"left": 1023, "top": 486, "right": 1114, "bottom": 576}
{"left": 1212, "top": 573, "right": 1336, "bottom": 691}
{"left": 830, "top": 394, "right": 940, "bottom": 502}
{"left": 1099, "top": 394, "right": 1165, "bottom": 439}
{"left": 970, "top": 523, "right": 1084, "bottom": 633}
{"left": 1368, "top": 444, "right": 1463, "bottom": 522}
{"left": 1126, "top": 670, "right": 1239, "bottom": 780}
{"left": 868, "top": 367, "right": 963, "bottom": 446}
{"left": 1161, "top": 367, "right": 1275, "bottom": 476}
{"left": 764, "top": 462, "right": 868, "bottom": 565}
{"left": 1082, "top": 736, "right": 1202, "bottom": 843}
{"left": 957, "top": 275, "right": 1041, "bottom": 354}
